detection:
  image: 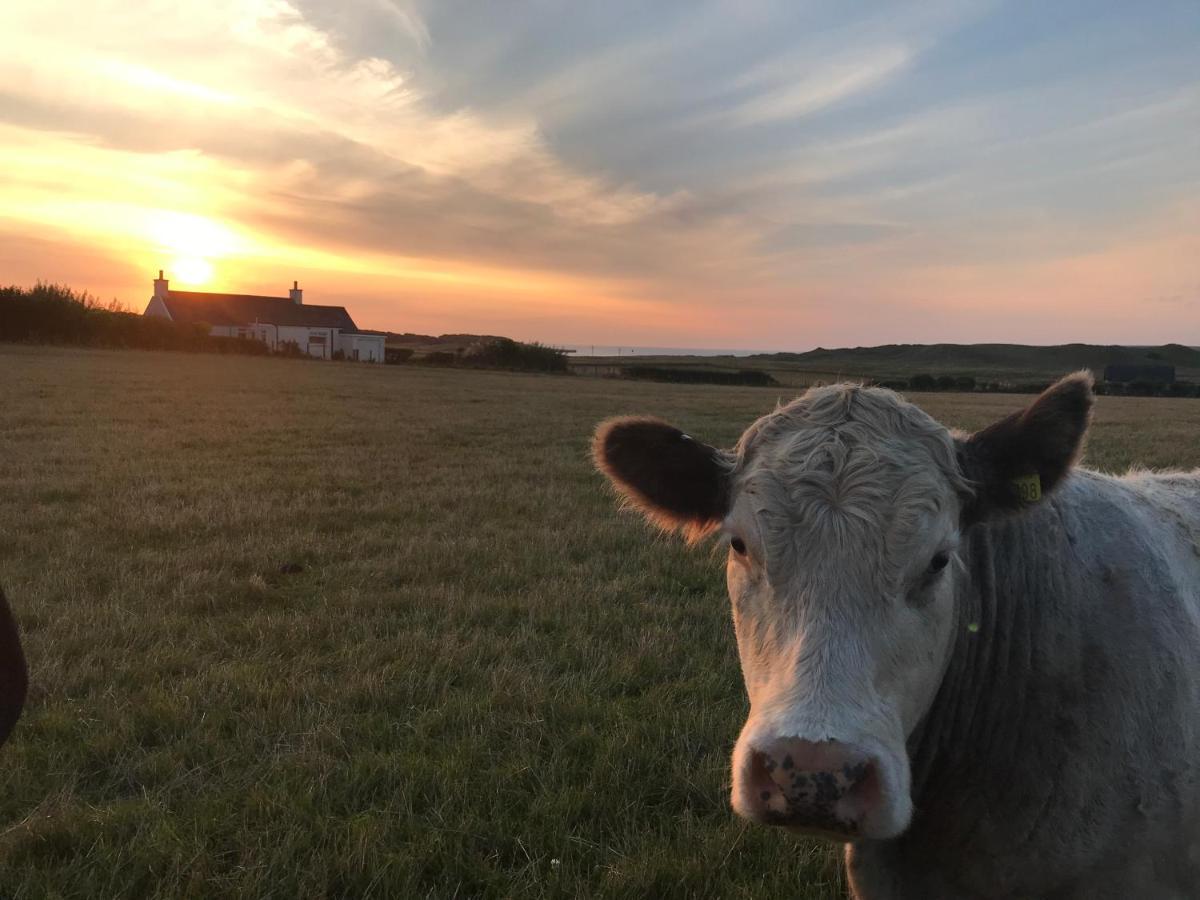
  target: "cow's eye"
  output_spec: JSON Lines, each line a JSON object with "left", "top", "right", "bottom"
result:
{"left": 928, "top": 551, "right": 950, "bottom": 574}
{"left": 730, "top": 537, "right": 747, "bottom": 556}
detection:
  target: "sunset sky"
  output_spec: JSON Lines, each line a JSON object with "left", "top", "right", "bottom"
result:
{"left": 1, "top": 1, "right": 1197, "bottom": 350}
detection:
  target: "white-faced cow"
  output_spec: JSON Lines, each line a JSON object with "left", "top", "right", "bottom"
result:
{"left": 594, "top": 373, "right": 1200, "bottom": 898}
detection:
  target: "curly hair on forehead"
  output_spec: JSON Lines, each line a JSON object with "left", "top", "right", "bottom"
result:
{"left": 733, "top": 383, "right": 971, "bottom": 497}
{"left": 729, "top": 384, "right": 973, "bottom": 583}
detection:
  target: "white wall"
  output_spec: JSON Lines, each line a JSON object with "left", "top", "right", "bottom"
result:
{"left": 336, "top": 333, "right": 385, "bottom": 363}
{"left": 360, "top": 336, "right": 384, "bottom": 363}
{"left": 217, "top": 323, "right": 348, "bottom": 359}
{"left": 143, "top": 297, "right": 171, "bottom": 319}
{"left": 138, "top": 304, "right": 380, "bottom": 361}
{"left": 277, "top": 325, "right": 336, "bottom": 359}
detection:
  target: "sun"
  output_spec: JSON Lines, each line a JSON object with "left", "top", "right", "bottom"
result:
{"left": 145, "top": 211, "right": 243, "bottom": 287}
{"left": 171, "top": 256, "right": 214, "bottom": 286}
{"left": 150, "top": 211, "right": 239, "bottom": 258}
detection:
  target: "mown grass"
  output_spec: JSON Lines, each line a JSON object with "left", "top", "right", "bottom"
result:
{"left": 1, "top": 346, "right": 1198, "bottom": 899}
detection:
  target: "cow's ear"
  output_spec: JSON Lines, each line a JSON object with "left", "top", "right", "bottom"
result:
{"left": 0, "top": 587, "right": 27, "bottom": 748}
{"left": 959, "top": 371, "right": 1094, "bottom": 522}
{"left": 593, "top": 417, "right": 732, "bottom": 542}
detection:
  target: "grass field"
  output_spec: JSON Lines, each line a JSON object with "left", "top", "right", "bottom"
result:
{"left": 2, "top": 346, "right": 1199, "bottom": 899}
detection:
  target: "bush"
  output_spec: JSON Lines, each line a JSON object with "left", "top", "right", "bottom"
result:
{"left": 408, "top": 337, "right": 568, "bottom": 373}
{"left": 885, "top": 374, "right": 975, "bottom": 393}
{"left": 1, "top": 282, "right": 100, "bottom": 343}
{"left": 623, "top": 366, "right": 778, "bottom": 387}
{"left": 1, "top": 283, "right": 269, "bottom": 357}
{"left": 275, "top": 340, "right": 307, "bottom": 359}
{"left": 461, "top": 338, "right": 570, "bottom": 373}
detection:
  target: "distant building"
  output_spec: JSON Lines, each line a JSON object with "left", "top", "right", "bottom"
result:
{"left": 1103, "top": 364, "right": 1175, "bottom": 385}
{"left": 142, "top": 272, "right": 385, "bottom": 362}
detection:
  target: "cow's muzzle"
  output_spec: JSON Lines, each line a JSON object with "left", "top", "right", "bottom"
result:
{"left": 735, "top": 737, "right": 881, "bottom": 839}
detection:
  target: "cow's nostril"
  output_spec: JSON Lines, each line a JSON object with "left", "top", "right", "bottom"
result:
{"left": 838, "top": 758, "right": 881, "bottom": 825}
{"left": 746, "top": 747, "right": 790, "bottom": 818}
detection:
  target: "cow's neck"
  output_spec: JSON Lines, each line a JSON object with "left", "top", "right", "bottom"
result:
{"left": 906, "top": 499, "right": 1069, "bottom": 808}
{"left": 847, "top": 506, "right": 1073, "bottom": 893}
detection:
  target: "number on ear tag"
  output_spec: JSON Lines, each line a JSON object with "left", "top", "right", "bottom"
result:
{"left": 1012, "top": 473, "right": 1042, "bottom": 504}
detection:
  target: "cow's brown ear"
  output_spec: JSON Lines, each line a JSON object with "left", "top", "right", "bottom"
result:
{"left": 593, "top": 417, "right": 732, "bottom": 542}
{"left": 959, "top": 371, "right": 1094, "bottom": 523}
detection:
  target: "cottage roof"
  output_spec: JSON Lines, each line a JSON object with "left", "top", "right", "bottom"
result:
{"left": 162, "top": 291, "right": 359, "bottom": 331}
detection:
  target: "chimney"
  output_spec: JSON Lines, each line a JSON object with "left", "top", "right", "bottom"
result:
{"left": 289, "top": 280, "right": 303, "bottom": 305}
{"left": 153, "top": 269, "right": 169, "bottom": 299}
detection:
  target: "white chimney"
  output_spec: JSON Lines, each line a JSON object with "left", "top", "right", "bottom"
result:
{"left": 153, "top": 269, "right": 169, "bottom": 299}
{"left": 289, "top": 280, "right": 303, "bottom": 305}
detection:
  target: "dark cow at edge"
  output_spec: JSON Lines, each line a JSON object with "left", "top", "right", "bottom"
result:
{"left": 0, "top": 588, "right": 27, "bottom": 749}
{"left": 594, "top": 373, "right": 1200, "bottom": 898}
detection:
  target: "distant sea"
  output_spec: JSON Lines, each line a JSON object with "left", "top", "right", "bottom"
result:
{"left": 561, "top": 345, "right": 760, "bottom": 357}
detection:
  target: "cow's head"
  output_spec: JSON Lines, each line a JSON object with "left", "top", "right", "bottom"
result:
{"left": 593, "top": 373, "right": 1092, "bottom": 842}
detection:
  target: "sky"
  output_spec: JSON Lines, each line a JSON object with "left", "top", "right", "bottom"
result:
{"left": 1, "top": 0, "right": 1197, "bottom": 350}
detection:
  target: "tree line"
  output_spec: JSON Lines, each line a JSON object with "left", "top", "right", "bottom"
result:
{"left": 1, "top": 284, "right": 572, "bottom": 372}
{"left": 876, "top": 373, "right": 1198, "bottom": 397}
{"left": 0, "top": 283, "right": 269, "bottom": 356}
{"left": 411, "top": 337, "right": 570, "bottom": 374}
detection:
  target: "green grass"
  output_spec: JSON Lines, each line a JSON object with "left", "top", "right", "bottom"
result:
{"left": 1, "top": 346, "right": 1198, "bottom": 899}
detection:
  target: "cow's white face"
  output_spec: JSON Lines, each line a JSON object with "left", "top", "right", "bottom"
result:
{"left": 721, "top": 389, "right": 968, "bottom": 839}
{"left": 594, "top": 374, "right": 1092, "bottom": 843}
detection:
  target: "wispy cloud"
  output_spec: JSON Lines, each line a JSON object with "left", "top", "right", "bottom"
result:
{"left": 0, "top": 0, "right": 1196, "bottom": 347}
{"left": 730, "top": 45, "right": 914, "bottom": 126}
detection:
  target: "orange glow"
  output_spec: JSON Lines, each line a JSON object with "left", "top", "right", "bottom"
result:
{"left": 150, "top": 212, "right": 241, "bottom": 260}
{"left": 171, "top": 257, "right": 214, "bottom": 286}
{"left": 0, "top": 1, "right": 1194, "bottom": 348}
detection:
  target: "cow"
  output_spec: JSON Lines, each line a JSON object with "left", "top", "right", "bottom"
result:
{"left": 593, "top": 372, "right": 1200, "bottom": 898}
{"left": 0, "top": 588, "right": 27, "bottom": 749}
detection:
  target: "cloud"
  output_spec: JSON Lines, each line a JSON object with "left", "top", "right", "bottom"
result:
{"left": 729, "top": 45, "right": 914, "bottom": 126}
{"left": 0, "top": 0, "right": 1196, "bottom": 347}
{"left": 0, "top": 0, "right": 666, "bottom": 228}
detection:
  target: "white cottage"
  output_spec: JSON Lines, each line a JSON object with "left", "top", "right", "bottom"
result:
{"left": 143, "top": 272, "right": 386, "bottom": 362}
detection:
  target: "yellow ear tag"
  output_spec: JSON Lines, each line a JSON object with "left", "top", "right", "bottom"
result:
{"left": 1012, "top": 473, "right": 1042, "bottom": 504}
